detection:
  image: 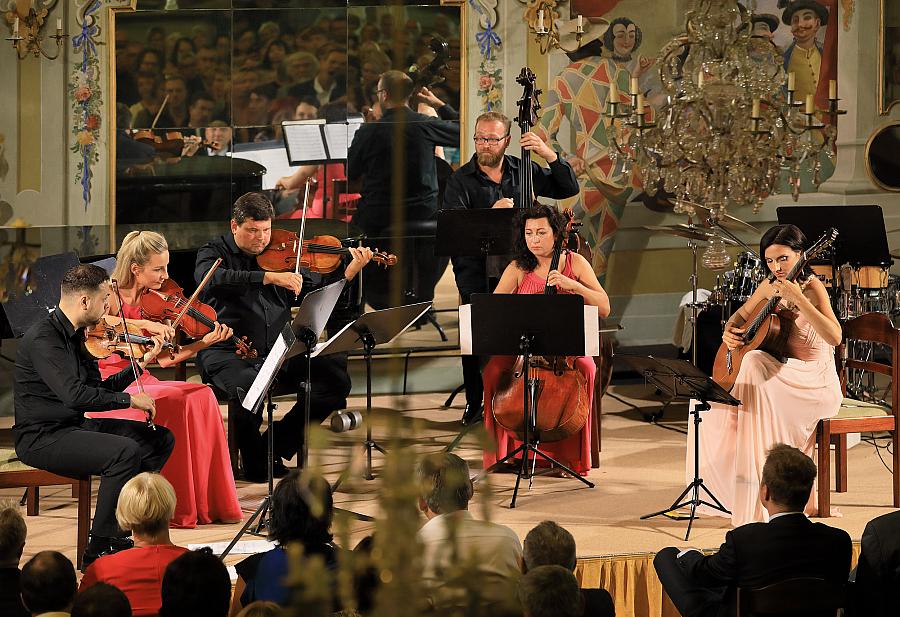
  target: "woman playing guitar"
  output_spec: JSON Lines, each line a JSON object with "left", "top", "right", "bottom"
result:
{"left": 94, "top": 231, "right": 243, "bottom": 528}
{"left": 703, "top": 224, "right": 842, "bottom": 526}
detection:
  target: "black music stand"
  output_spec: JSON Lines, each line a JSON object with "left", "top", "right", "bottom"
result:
{"left": 435, "top": 208, "right": 517, "bottom": 407}
{"left": 618, "top": 354, "right": 739, "bottom": 541}
{"left": 320, "top": 302, "right": 432, "bottom": 483}
{"left": 472, "top": 294, "right": 596, "bottom": 508}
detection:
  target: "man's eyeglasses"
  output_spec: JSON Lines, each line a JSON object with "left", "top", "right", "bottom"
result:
{"left": 473, "top": 135, "right": 508, "bottom": 145}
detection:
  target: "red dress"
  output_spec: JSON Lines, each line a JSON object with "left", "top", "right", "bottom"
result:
{"left": 79, "top": 545, "right": 189, "bottom": 616}
{"left": 482, "top": 254, "right": 595, "bottom": 476}
{"left": 277, "top": 162, "right": 358, "bottom": 221}
{"left": 92, "top": 302, "right": 242, "bottom": 528}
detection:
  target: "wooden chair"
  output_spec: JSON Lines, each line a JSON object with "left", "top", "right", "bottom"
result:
{"left": 0, "top": 448, "right": 91, "bottom": 569}
{"left": 736, "top": 577, "right": 845, "bottom": 617}
{"left": 818, "top": 312, "right": 900, "bottom": 517}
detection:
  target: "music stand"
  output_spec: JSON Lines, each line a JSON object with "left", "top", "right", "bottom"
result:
{"left": 777, "top": 205, "right": 891, "bottom": 267}
{"left": 470, "top": 294, "right": 598, "bottom": 508}
{"left": 618, "top": 354, "right": 739, "bottom": 541}
{"left": 0, "top": 251, "right": 80, "bottom": 341}
{"left": 318, "top": 302, "right": 431, "bottom": 483}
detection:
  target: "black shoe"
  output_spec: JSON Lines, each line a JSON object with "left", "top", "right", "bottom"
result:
{"left": 461, "top": 403, "right": 484, "bottom": 426}
{"left": 243, "top": 458, "right": 290, "bottom": 483}
{"left": 81, "top": 535, "right": 134, "bottom": 571}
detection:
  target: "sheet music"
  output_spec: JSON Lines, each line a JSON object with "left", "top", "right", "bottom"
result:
{"left": 584, "top": 305, "right": 600, "bottom": 356}
{"left": 283, "top": 120, "right": 327, "bottom": 163}
{"left": 231, "top": 145, "right": 299, "bottom": 190}
{"left": 322, "top": 118, "right": 364, "bottom": 160}
{"left": 459, "top": 304, "right": 472, "bottom": 354}
{"left": 242, "top": 332, "right": 289, "bottom": 411}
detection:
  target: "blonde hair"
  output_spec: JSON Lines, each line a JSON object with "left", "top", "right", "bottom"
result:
{"left": 112, "top": 230, "right": 168, "bottom": 289}
{"left": 236, "top": 601, "right": 285, "bottom": 617}
{"left": 115, "top": 472, "right": 177, "bottom": 536}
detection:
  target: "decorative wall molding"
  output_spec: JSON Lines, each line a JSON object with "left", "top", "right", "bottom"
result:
{"left": 70, "top": 0, "right": 102, "bottom": 210}
{"left": 468, "top": 0, "right": 503, "bottom": 112}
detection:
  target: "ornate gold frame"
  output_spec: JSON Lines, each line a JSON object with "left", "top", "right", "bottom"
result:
{"left": 878, "top": 0, "right": 900, "bottom": 115}
{"left": 864, "top": 120, "right": 900, "bottom": 191}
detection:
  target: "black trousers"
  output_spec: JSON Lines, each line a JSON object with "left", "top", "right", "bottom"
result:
{"left": 198, "top": 349, "right": 351, "bottom": 465}
{"left": 16, "top": 418, "right": 174, "bottom": 538}
{"left": 654, "top": 547, "right": 726, "bottom": 617}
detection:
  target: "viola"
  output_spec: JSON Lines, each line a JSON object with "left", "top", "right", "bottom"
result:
{"left": 255, "top": 228, "right": 398, "bottom": 274}
{"left": 132, "top": 130, "right": 219, "bottom": 157}
{"left": 84, "top": 315, "right": 177, "bottom": 360}
{"left": 139, "top": 278, "right": 257, "bottom": 359}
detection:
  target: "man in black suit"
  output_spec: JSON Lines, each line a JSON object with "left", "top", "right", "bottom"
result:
{"left": 523, "top": 520, "right": 615, "bottom": 617}
{"left": 853, "top": 509, "right": 900, "bottom": 616}
{"left": 654, "top": 443, "right": 852, "bottom": 617}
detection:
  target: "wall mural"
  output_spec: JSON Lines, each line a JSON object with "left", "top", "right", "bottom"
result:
{"left": 469, "top": 0, "right": 502, "bottom": 112}
{"left": 534, "top": 0, "right": 838, "bottom": 284}
{"left": 70, "top": 0, "right": 103, "bottom": 210}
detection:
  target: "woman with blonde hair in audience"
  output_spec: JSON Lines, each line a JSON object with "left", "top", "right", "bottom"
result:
{"left": 79, "top": 473, "right": 188, "bottom": 616}
{"left": 93, "top": 230, "right": 242, "bottom": 528}
{"left": 236, "top": 601, "right": 284, "bottom": 617}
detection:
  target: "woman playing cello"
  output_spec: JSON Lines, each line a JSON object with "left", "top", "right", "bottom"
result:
{"left": 482, "top": 204, "right": 610, "bottom": 476}
{"left": 95, "top": 231, "right": 242, "bottom": 528}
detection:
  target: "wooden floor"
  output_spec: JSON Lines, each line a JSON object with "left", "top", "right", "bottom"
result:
{"left": 2, "top": 383, "right": 896, "bottom": 575}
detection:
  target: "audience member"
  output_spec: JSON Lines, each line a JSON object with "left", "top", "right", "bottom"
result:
{"left": 518, "top": 565, "right": 584, "bottom": 617}
{"left": 232, "top": 470, "right": 340, "bottom": 614}
{"left": 235, "top": 601, "right": 284, "bottom": 617}
{"left": 278, "top": 52, "right": 318, "bottom": 95}
{"left": 187, "top": 91, "right": 216, "bottom": 130}
{"left": 286, "top": 45, "right": 347, "bottom": 105}
{"left": 79, "top": 473, "right": 188, "bottom": 617}
{"left": 0, "top": 501, "right": 28, "bottom": 617}
{"left": 416, "top": 452, "right": 522, "bottom": 615}
{"left": 523, "top": 521, "right": 615, "bottom": 617}
{"left": 853, "top": 509, "right": 900, "bottom": 617}
{"left": 128, "top": 72, "right": 163, "bottom": 129}
{"left": 21, "top": 550, "right": 78, "bottom": 617}
{"left": 203, "top": 121, "right": 234, "bottom": 156}
{"left": 71, "top": 583, "right": 132, "bottom": 617}
{"left": 294, "top": 96, "right": 319, "bottom": 120}
{"left": 135, "top": 48, "right": 163, "bottom": 78}
{"left": 654, "top": 443, "right": 852, "bottom": 617}
{"left": 158, "top": 548, "right": 230, "bottom": 617}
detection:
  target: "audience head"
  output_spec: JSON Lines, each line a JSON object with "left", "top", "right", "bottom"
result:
{"left": 377, "top": 70, "right": 414, "bottom": 107}
{"left": 163, "top": 75, "right": 188, "bottom": 109}
{"left": 282, "top": 52, "right": 319, "bottom": 84}
{"left": 60, "top": 264, "right": 111, "bottom": 327}
{"left": 159, "top": 547, "right": 230, "bottom": 617}
{"left": 294, "top": 96, "right": 319, "bottom": 120}
{"left": 206, "top": 121, "right": 233, "bottom": 153}
{"left": 71, "top": 582, "right": 132, "bottom": 617}
{"left": 0, "top": 500, "right": 26, "bottom": 567}
{"left": 21, "top": 550, "right": 77, "bottom": 615}
{"left": 136, "top": 48, "right": 164, "bottom": 76}
{"left": 760, "top": 443, "right": 817, "bottom": 513}
{"left": 415, "top": 452, "right": 473, "bottom": 516}
{"left": 261, "top": 39, "right": 288, "bottom": 70}
{"left": 269, "top": 469, "right": 334, "bottom": 547}
{"left": 115, "top": 472, "right": 177, "bottom": 540}
{"left": 523, "top": 521, "right": 577, "bottom": 572}
{"left": 518, "top": 565, "right": 584, "bottom": 617}
{"left": 317, "top": 46, "right": 347, "bottom": 80}
{"left": 235, "top": 601, "right": 284, "bottom": 617}
{"left": 188, "top": 91, "right": 216, "bottom": 127}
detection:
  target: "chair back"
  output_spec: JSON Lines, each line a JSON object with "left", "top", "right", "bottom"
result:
{"left": 837, "top": 312, "right": 900, "bottom": 407}
{"left": 736, "top": 577, "right": 845, "bottom": 617}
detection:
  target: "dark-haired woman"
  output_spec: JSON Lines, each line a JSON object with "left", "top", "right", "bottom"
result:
{"left": 481, "top": 205, "right": 610, "bottom": 476}
{"left": 230, "top": 471, "right": 340, "bottom": 615}
{"left": 697, "top": 224, "right": 842, "bottom": 526}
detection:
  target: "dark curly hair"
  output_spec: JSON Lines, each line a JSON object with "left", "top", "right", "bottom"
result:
{"left": 759, "top": 223, "right": 813, "bottom": 279}
{"left": 512, "top": 204, "right": 566, "bottom": 272}
{"left": 268, "top": 470, "right": 333, "bottom": 547}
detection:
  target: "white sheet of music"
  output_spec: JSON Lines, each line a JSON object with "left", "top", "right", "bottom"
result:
{"left": 458, "top": 303, "right": 600, "bottom": 356}
{"left": 283, "top": 120, "right": 327, "bottom": 163}
{"left": 322, "top": 118, "right": 363, "bottom": 160}
{"left": 241, "top": 333, "right": 289, "bottom": 411}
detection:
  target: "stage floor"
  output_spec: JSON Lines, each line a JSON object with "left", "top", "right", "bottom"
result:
{"left": 3, "top": 383, "right": 895, "bottom": 569}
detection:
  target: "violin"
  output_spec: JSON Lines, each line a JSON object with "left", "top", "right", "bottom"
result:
{"left": 140, "top": 278, "right": 257, "bottom": 359}
{"left": 255, "top": 228, "right": 398, "bottom": 274}
{"left": 132, "top": 130, "right": 220, "bottom": 157}
{"left": 84, "top": 316, "right": 177, "bottom": 360}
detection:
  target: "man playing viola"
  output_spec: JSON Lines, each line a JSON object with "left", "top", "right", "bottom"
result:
{"left": 13, "top": 264, "right": 175, "bottom": 568}
{"left": 195, "top": 192, "right": 373, "bottom": 482}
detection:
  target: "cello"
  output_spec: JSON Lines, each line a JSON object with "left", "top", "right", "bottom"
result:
{"left": 490, "top": 69, "right": 591, "bottom": 444}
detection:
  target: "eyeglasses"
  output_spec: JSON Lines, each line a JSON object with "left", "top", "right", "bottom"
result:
{"left": 473, "top": 135, "right": 508, "bottom": 145}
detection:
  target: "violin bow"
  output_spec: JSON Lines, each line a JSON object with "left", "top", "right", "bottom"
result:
{"left": 293, "top": 178, "right": 314, "bottom": 297}
{"left": 150, "top": 94, "right": 169, "bottom": 130}
{"left": 110, "top": 278, "right": 156, "bottom": 431}
{"left": 169, "top": 257, "right": 222, "bottom": 333}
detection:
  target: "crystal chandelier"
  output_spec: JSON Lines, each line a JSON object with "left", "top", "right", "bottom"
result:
{"left": 605, "top": 0, "right": 845, "bottom": 218}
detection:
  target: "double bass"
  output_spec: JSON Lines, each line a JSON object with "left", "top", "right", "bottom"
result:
{"left": 490, "top": 68, "right": 591, "bottom": 443}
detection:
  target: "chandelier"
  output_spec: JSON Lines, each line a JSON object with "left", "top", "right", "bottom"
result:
{"left": 605, "top": 0, "right": 844, "bottom": 218}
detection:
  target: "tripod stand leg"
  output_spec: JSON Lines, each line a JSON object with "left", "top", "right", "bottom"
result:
{"left": 510, "top": 445, "right": 529, "bottom": 509}
{"left": 219, "top": 496, "right": 270, "bottom": 559}
{"left": 527, "top": 447, "right": 595, "bottom": 489}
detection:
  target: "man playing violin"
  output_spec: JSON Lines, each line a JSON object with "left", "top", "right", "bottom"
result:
{"left": 195, "top": 192, "right": 373, "bottom": 482}
{"left": 441, "top": 111, "right": 580, "bottom": 425}
{"left": 13, "top": 264, "right": 175, "bottom": 569}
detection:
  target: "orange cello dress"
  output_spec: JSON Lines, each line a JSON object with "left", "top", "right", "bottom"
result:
{"left": 93, "top": 302, "right": 242, "bottom": 528}
{"left": 481, "top": 254, "right": 595, "bottom": 476}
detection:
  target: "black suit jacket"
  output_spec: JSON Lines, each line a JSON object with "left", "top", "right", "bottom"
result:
{"left": 854, "top": 510, "right": 900, "bottom": 617}
{"left": 0, "top": 568, "right": 29, "bottom": 617}
{"left": 679, "top": 513, "right": 852, "bottom": 614}
{"left": 582, "top": 587, "right": 615, "bottom": 617}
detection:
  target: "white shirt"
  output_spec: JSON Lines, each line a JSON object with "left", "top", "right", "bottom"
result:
{"left": 418, "top": 510, "right": 522, "bottom": 613}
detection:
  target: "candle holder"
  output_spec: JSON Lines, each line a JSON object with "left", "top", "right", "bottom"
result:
{"left": 5, "top": 5, "right": 67, "bottom": 60}
{"left": 528, "top": 6, "right": 593, "bottom": 56}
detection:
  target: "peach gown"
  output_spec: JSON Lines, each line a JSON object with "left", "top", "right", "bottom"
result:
{"left": 689, "top": 310, "right": 841, "bottom": 526}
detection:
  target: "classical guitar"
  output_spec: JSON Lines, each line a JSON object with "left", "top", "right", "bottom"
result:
{"left": 712, "top": 227, "right": 838, "bottom": 392}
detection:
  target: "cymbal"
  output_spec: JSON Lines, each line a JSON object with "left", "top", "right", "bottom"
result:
{"left": 677, "top": 201, "right": 760, "bottom": 234}
{"left": 644, "top": 224, "right": 716, "bottom": 242}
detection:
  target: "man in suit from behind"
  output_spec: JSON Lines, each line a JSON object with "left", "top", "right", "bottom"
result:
{"left": 522, "top": 520, "right": 615, "bottom": 617}
{"left": 853, "top": 509, "right": 900, "bottom": 616}
{"left": 654, "top": 443, "right": 852, "bottom": 617}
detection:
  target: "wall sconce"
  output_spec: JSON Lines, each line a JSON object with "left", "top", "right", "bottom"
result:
{"left": 5, "top": 1, "right": 67, "bottom": 60}
{"left": 527, "top": 5, "right": 606, "bottom": 57}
